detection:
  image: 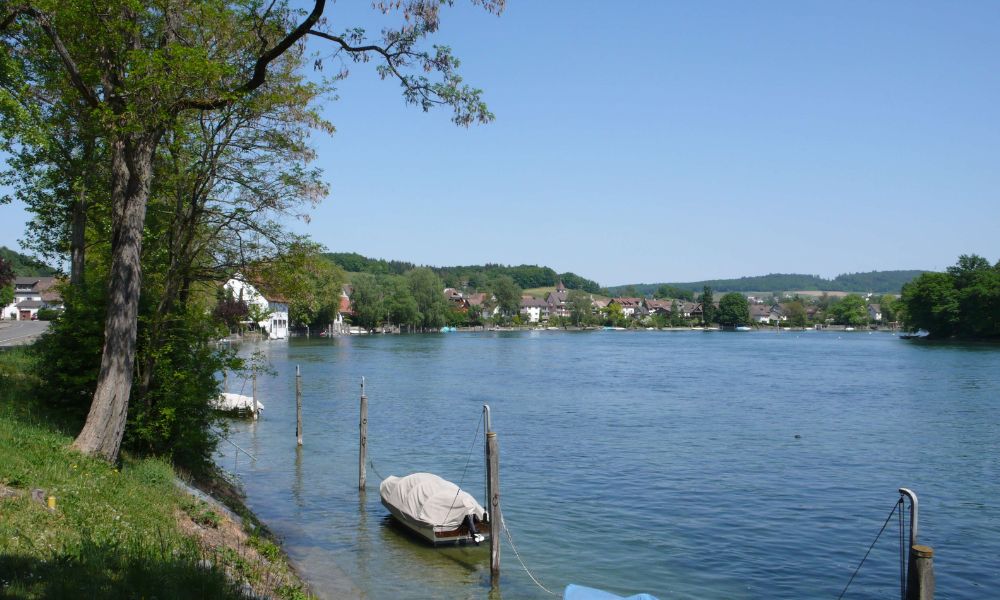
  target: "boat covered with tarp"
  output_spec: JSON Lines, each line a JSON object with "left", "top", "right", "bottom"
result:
{"left": 379, "top": 472, "right": 488, "bottom": 546}
{"left": 212, "top": 392, "right": 262, "bottom": 415}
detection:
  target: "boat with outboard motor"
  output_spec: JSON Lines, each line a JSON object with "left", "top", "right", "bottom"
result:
{"left": 379, "top": 472, "right": 489, "bottom": 546}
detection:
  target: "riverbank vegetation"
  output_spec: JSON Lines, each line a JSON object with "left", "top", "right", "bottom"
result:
{"left": 899, "top": 254, "right": 1000, "bottom": 339}
{"left": 0, "top": 348, "right": 312, "bottom": 599}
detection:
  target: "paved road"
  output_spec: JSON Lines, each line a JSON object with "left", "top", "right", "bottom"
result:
{"left": 0, "top": 320, "right": 50, "bottom": 347}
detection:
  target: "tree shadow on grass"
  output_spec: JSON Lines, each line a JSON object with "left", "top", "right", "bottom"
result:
{"left": 0, "top": 538, "right": 252, "bottom": 600}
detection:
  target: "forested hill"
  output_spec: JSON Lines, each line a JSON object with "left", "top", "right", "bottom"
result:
{"left": 323, "top": 252, "right": 602, "bottom": 293}
{"left": 0, "top": 246, "right": 58, "bottom": 277}
{"left": 606, "top": 270, "right": 928, "bottom": 296}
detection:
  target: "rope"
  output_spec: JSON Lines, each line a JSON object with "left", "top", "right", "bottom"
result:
{"left": 368, "top": 457, "right": 387, "bottom": 482}
{"left": 501, "top": 515, "right": 558, "bottom": 596}
{"left": 439, "top": 411, "right": 484, "bottom": 528}
{"left": 836, "top": 499, "right": 901, "bottom": 600}
{"left": 210, "top": 427, "right": 258, "bottom": 461}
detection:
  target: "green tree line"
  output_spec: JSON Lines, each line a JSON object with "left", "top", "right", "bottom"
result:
{"left": 606, "top": 270, "right": 927, "bottom": 297}
{"left": 325, "top": 252, "right": 601, "bottom": 293}
{"left": 900, "top": 254, "right": 999, "bottom": 339}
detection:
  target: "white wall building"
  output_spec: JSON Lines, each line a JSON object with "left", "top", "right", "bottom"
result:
{"left": 223, "top": 277, "right": 288, "bottom": 339}
{"left": 4, "top": 277, "right": 61, "bottom": 320}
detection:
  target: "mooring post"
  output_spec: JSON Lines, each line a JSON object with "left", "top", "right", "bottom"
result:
{"left": 359, "top": 377, "right": 368, "bottom": 490}
{"left": 907, "top": 545, "right": 934, "bottom": 600}
{"left": 483, "top": 404, "right": 492, "bottom": 514}
{"left": 296, "top": 365, "right": 303, "bottom": 446}
{"left": 223, "top": 369, "right": 228, "bottom": 393}
{"left": 900, "top": 488, "right": 934, "bottom": 600}
{"left": 251, "top": 368, "right": 258, "bottom": 420}
{"left": 487, "top": 428, "right": 501, "bottom": 584}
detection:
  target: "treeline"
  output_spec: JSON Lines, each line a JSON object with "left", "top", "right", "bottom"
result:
{"left": 0, "top": 246, "right": 58, "bottom": 277}
{"left": 900, "top": 255, "right": 999, "bottom": 339}
{"left": 347, "top": 267, "right": 525, "bottom": 331}
{"left": 324, "top": 252, "right": 601, "bottom": 293}
{"left": 607, "top": 270, "right": 927, "bottom": 297}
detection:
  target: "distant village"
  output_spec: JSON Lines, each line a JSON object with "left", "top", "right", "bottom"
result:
{"left": 3, "top": 274, "right": 896, "bottom": 339}
{"left": 213, "top": 278, "right": 897, "bottom": 339}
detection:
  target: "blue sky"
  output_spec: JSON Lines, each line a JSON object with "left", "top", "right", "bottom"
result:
{"left": 2, "top": 1, "right": 998, "bottom": 286}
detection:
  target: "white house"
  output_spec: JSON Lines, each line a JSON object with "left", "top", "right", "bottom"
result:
{"left": 5, "top": 276, "right": 62, "bottom": 320}
{"left": 867, "top": 303, "right": 882, "bottom": 323}
{"left": 223, "top": 277, "right": 288, "bottom": 339}
{"left": 519, "top": 297, "right": 549, "bottom": 323}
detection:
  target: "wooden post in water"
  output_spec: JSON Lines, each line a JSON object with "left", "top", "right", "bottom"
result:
{"left": 223, "top": 370, "right": 228, "bottom": 393}
{"left": 906, "top": 545, "right": 934, "bottom": 600}
{"left": 486, "top": 429, "right": 501, "bottom": 584}
{"left": 359, "top": 377, "right": 367, "bottom": 490}
{"left": 295, "top": 365, "right": 303, "bottom": 446}
{"left": 251, "top": 368, "right": 258, "bottom": 420}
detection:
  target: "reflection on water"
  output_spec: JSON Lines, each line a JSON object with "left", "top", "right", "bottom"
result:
{"left": 216, "top": 331, "right": 1000, "bottom": 599}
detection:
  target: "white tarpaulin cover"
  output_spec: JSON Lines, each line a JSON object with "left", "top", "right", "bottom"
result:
{"left": 380, "top": 472, "right": 486, "bottom": 528}
{"left": 212, "top": 393, "right": 263, "bottom": 411}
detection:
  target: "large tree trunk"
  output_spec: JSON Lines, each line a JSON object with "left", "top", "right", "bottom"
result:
{"left": 72, "top": 133, "right": 158, "bottom": 461}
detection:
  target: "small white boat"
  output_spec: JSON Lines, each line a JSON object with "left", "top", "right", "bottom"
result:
{"left": 380, "top": 472, "right": 488, "bottom": 546}
{"left": 845, "top": 327, "right": 856, "bottom": 331}
{"left": 735, "top": 325, "right": 752, "bottom": 331}
{"left": 212, "top": 392, "right": 263, "bottom": 415}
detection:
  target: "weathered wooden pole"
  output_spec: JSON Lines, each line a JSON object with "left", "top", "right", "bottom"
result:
{"left": 359, "top": 377, "right": 368, "bottom": 490}
{"left": 251, "top": 368, "right": 258, "bottom": 420}
{"left": 906, "top": 545, "right": 934, "bottom": 600}
{"left": 223, "top": 370, "right": 228, "bottom": 393}
{"left": 295, "top": 365, "right": 303, "bottom": 446}
{"left": 486, "top": 429, "right": 501, "bottom": 584}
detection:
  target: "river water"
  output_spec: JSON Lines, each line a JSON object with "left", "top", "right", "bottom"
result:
{"left": 215, "top": 330, "right": 1000, "bottom": 599}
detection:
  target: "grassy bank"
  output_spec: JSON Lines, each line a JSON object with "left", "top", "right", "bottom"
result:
{"left": 0, "top": 347, "right": 312, "bottom": 599}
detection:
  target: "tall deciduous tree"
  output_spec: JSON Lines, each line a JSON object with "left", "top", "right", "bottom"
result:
{"left": 1, "top": 0, "right": 502, "bottom": 461}
{"left": 830, "top": 294, "right": 868, "bottom": 326}
{"left": 491, "top": 275, "right": 521, "bottom": 318}
{"left": 349, "top": 273, "right": 385, "bottom": 332}
{"left": 567, "top": 289, "right": 593, "bottom": 326}
{"left": 406, "top": 267, "right": 447, "bottom": 330}
{"left": 717, "top": 292, "right": 749, "bottom": 327}
{"left": 701, "top": 285, "right": 716, "bottom": 324}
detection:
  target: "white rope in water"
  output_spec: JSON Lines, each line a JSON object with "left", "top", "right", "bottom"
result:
{"left": 502, "top": 516, "right": 559, "bottom": 596}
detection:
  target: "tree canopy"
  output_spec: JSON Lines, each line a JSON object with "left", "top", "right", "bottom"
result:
{"left": 1, "top": 0, "right": 502, "bottom": 462}
{"left": 717, "top": 292, "right": 750, "bottom": 327}
{"left": 901, "top": 254, "right": 999, "bottom": 339}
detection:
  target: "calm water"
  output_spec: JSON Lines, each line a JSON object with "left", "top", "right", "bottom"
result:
{"left": 215, "top": 331, "right": 1000, "bottom": 599}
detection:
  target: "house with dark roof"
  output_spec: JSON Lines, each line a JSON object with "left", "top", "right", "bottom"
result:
{"left": 519, "top": 297, "right": 549, "bottom": 323}
{"left": 644, "top": 299, "right": 673, "bottom": 316}
{"left": 609, "top": 297, "right": 645, "bottom": 318}
{"left": 5, "top": 276, "right": 62, "bottom": 320}
{"left": 545, "top": 286, "right": 570, "bottom": 318}
{"left": 750, "top": 304, "right": 785, "bottom": 324}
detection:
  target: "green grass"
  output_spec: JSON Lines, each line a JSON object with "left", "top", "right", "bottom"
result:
{"left": 0, "top": 347, "right": 311, "bottom": 599}
{"left": 521, "top": 286, "right": 555, "bottom": 299}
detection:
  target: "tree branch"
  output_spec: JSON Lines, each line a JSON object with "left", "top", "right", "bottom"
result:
{"left": 1, "top": 5, "right": 101, "bottom": 108}
{"left": 179, "top": 0, "right": 326, "bottom": 111}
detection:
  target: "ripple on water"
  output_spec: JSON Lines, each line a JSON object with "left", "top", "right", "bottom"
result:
{"left": 217, "top": 332, "right": 1000, "bottom": 599}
